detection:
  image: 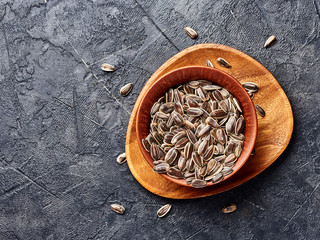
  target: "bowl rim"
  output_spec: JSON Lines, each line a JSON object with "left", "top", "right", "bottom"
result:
{"left": 136, "top": 66, "right": 257, "bottom": 187}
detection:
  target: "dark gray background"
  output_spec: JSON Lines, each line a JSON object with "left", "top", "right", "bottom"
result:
{"left": 0, "top": 0, "right": 319, "bottom": 239}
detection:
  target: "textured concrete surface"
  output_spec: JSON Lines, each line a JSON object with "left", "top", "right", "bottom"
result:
{"left": 0, "top": 0, "right": 319, "bottom": 239}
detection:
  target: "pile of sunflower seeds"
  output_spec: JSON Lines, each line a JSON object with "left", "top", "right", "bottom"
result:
{"left": 142, "top": 80, "right": 245, "bottom": 188}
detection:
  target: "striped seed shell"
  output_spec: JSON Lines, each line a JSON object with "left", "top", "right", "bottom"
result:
{"left": 120, "top": 83, "right": 133, "bottom": 96}
{"left": 264, "top": 35, "right": 276, "bottom": 48}
{"left": 210, "top": 109, "right": 227, "bottom": 119}
{"left": 151, "top": 102, "right": 160, "bottom": 115}
{"left": 255, "top": 104, "right": 266, "bottom": 117}
{"left": 203, "top": 145, "right": 215, "bottom": 162}
{"left": 242, "top": 82, "right": 258, "bottom": 93}
{"left": 198, "top": 139, "right": 209, "bottom": 156}
{"left": 110, "top": 204, "right": 125, "bottom": 214}
{"left": 192, "top": 152, "right": 203, "bottom": 167}
{"left": 168, "top": 167, "right": 183, "bottom": 179}
{"left": 191, "top": 179, "right": 207, "bottom": 188}
{"left": 211, "top": 173, "right": 224, "bottom": 183}
{"left": 157, "top": 204, "right": 172, "bottom": 218}
{"left": 205, "top": 117, "right": 220, "bottom": 128}
{"left": 222, "top": 203, "right": 237, "bottom": 213}
{"left": 186, "top": 107, "right": 203, "bottom": 117}
{"left": 198, "top": 125, "right": 212, "bottom": 138}
{"left": 160, "top": 102, "right": 175, "bottom": 113}
{"left": 203, "top": 85, "right": 221, "bottom": 91}
{"left": 206, "top": 59, "right": 214, "bottom": 67}
{"left": 216, "top": 128, "right": 227, "bottom": 145}
{"left": 235, "top": 117, "right": 245, "bottom": 135}
{"left": 197, "top": 87, "right": 209, "bottom": 101}
{"left": 233, "top": 98, "right": 242, "bottom": 113}
{"left": 175, "top": 137, "right": 189, "bottom": 149}
{"left": 225, "top": 153, "right": 237, "bottom": 164}
{"left": 186, "top": 130, "right": 197, "bottom": 144}
{"left": 171, "top": 131, "right": 187, "bottom": 145}
{"left": 213, "top": 90, "right": 224, "bottom": 101}
{"left": 184, "top": 27, "right": 198, "bottom": 39}
{"left": 226, "top": 116, "right": 237, "bottom": 134}
{"left": 178, "top": 157, "right": 187, "bottom": 171}
{"left": 234, "top": 145, "right": 242, "bottom": 157}
{"left": 101, "top": 63, "right": 115, "bottom": 72}
{"left": 153, "top": 162, "right": 170, "bottom": 173}
{"left": 186, "top": 158, "right": 195, "bottom": 171}
{"left": 165, "top": 148, "right": 179, "bottom": 164}
{"left": 172, "top": 112, "right": 185, "bottom": 126}
{"left": 142, "top": 139, "right": 151, "bottom": 152}
{"left": 184, "top": 142, "right": 193, "bottom": 160}
{"left": 150, "top": 143, "right": 160, "bottom": 160}
{"left": 217, "top": 57, "right": 231, "bottom": 68}
{"left": 173, "top": 89, "right": 183, "bottom": 104}
{"left": 116, "top": 152, "right": 126, "bottom": 165}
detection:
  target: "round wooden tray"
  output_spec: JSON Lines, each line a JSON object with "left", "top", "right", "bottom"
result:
{"left": 125, "top": 43, "right": 293, "bottom": 199}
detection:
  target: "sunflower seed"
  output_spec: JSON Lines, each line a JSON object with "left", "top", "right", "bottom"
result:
{"left": 168, "top": 167, "right": 183, "bottom": 179}
{"left": 165, "top": 148, "right": 179, "bottom": 164}
{"left": 157, "top": 204, "right": 172, "bottom": 218}
{"left": 178, "top": 157, "right": 187, "bottom": 171}
{"left": 192, "top": 151, "right": 203, "bottom": 167}
{"left": 232, "top": 98, "right": 242, "bottom": 113}
{"left": 203, "top": 145, "right": 215, "bottom": 162}
{"left": 142, "top": 139, "right": 151, "bottom": 152}
{"left": 191, "top": 179, "right": 207, "bottom": 188}
{"left": 255, "top": 104, "right": 266, "bottom": 117}
{"left": 111, "top": 204, "right": 125, "bottom": 214}
{"left": 116, "top": 153, "right": 126, "bottom": 164}
{"left": 217, "top": 57, "right": 231, "bottom": 68}
{"left": 184, "top": 142, "right": 193, "bottom": 160}
{"left": 264, "top": 35, "right": 276, "bottom": 48}
{"left": 206, "top": 59, "right": 214, "bottom": 68}
{"left": 235, "top": 117, "right": 245, "bottom": 135}
{"left": 187, "top": 107, "right": 203, "bottom": 117}
{"left": 198, "top": 139, "right": 209, "bottom": 156}
{"left": 211, "top": 173, "right": 224, "bottom": 183}
{"left": 222, "top": 203, "right": 237, "bottom": 213}
{"left": 242, "top": 82, "right": 258, "bottom": 93}
{"left": 153, "top": 162, "right": 170, "bottom": 173}
{"left": 101, "top": 63, "right": 115, "bottom": 72}
{"left": 184, "top": 27, "right": 198, "bottom": 39}
{"left": 120, "top": 83, "right": 133, "bottom": 96}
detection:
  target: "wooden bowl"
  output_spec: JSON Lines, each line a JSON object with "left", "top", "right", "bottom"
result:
{"left": 136, "top": 66, "right": 257, "bottom": 187}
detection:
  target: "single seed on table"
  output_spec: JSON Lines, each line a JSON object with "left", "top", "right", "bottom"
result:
{"left": 206, "top": 59, "right": 214, "bottom": 68}
{"left": 255, "top": 104, "right": 266, "bottom": 117}
{"left": 249, "top": 92, "right": 254, "bottom": 99}
{"left": 184, "top": 26, "right": 198, "bottom": 39}
{"left": 242, "top": 82, "right": 258, "bottom": 93}
{"left": 116, "top": 152, "right": 126, "bottom": 164}
{"left": 264, "top": 35, "right": 276, "bottom": 48}
{"left": 101, "top": 63, "right": 115, "bottom": 72}
{"left": 222, "top": 203, "right": 237, "bottom": 213}
{"left": 217, "top": 57, "right": 231, "bottom": 68}
{"left": 120, "top": 83, "right": 133, "bottom": 96}
{"left": 157, "top": 204, "right": 172, "bottom": 218}
{"left": 110, "top": 204, "right": 125, "bottom": 214}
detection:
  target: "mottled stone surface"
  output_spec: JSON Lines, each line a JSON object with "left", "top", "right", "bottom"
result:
{"left": 0, "top": 0, "right": 319, "bottom": 239}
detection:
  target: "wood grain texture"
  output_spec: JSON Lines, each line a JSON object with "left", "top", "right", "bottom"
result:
{"left": 125, "top": 43, "right": 294, "bottom": 199}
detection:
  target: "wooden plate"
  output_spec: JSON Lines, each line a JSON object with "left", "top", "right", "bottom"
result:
{"left": 125, "top": 43, "right": 293, "bottom": 199}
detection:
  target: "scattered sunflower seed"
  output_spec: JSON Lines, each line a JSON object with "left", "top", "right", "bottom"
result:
{"left": 116, "top": 152, "right": 126, "bottom": 164}
{"left": 184, "top": 27, "right": 198, "bottom": 39}
{"left": 101, "top": 63, "right": 115, "bottom": 72}
{"left": 206, "top": 59, "right": 214, "bottom": 68}
{"left": 120, "top": 83, "right": 133, "bottom": 96}
{"left": 217, "top": 58, "right": 231, "bottom": 68}
{"left": 157, "top": 204, "right": 172, "bottom": 218}
{"left": 242, "top": 82, "right": 258, "bottom": 93}
{"left": 222, "top": 203, "right": 237, "bottom": 213}
{"left": 264, "top": 35, "right": 276, "bottom": 48}
{"left": 110, "top": 204, "right": 125, "bottom": 214}
{"left": 255, "top": 104, "right": 266, "bottom": 117}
